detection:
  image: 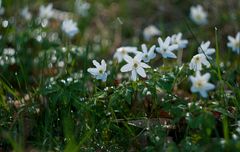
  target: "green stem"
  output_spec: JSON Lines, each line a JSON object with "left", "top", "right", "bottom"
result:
{"left": 177, "top": 49, "right": 183, "bottom": 65}
{"left": 215, "top": 27, "right": 229, "bottom": 141}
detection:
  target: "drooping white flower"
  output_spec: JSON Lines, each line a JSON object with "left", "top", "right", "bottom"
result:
{"left": 39, "top": 3, "right": 54, "bottom": 19}
{"left": 190, "top": 5, "right": 208, "bottom": 25}
{"left": 171, "top": 33, "right": 188, "bottom": 49}
{"left": 198, "top": 41, "right": 215, "bottom": 59}
{"left": 75, "top": 0, "right": 90, "bottom": 17}
{"left": 140, "top": 44, "right": 156, "bottom": 62}
{"left": 156, "top": 37, "right": 178, "bottom": 58}
{"left": 189, "top": 54, "right": 210, "bottom": 71}
{"left": 120, "top": 53, "right": 150, "bottom": 81}
{"left": 227, "top": 32, "right": 240, "bottom": 54}
{"left": 190, "top": 71, "right": 215, "bottom": 98}
{"left": 87, "top": 60, "right": 108, "bottom": 82}
{"left": 21, "top": 7, "right": 32, "bottom": 21}
{"left": 113, "top": 46, "right": 139, "bottom": 63}
{"left": 61, "top": 19, "right": 79, "bottom": 38}
{"left": 143, "top": 25, "right": 161, "bottom": 41}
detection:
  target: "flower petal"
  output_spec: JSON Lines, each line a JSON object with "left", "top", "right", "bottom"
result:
{"left": 136, "top": 67, "right": 146, "bottom": 78}
{"left": 164, "top": 36, "right": 171, "bottom": 47}
{"left": 140, "top": 62, "right": 150, "bottom": 68}
{"left": 93, "top": 60, "right": 101, "bottom": 68}
{"left": 166, "top": 51, "right": 177, "bottom": 58}
{"left": 101, "top": 60, "right": 107, "bottom": 71}
{"left": 87, "top": 68, "right": 98, "bottom": 75}
{"left": 123, "top": 55, "right": 133, "bottom": 63}
{"left": 131, "top": 70, "right": 137, "bottom": 81}
{"left": 141, "top": 44, "right": 148, "bottom": 53}
{"left": 120, "top": 64, "right": 132, "bottom": 72}
{"left": 203, "top": 83, "right": 215, "bottom": 91}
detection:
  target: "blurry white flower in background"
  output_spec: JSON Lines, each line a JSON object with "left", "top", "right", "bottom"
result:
{"left": 156, "top": 37, "right": 178, "bottom": 58}
{"left": 0, "top": 48, "right": 16, "bottom": 66}
{"left": 198, "top": 41, "right": 215, "bottom": 59}
{"left": 0, "top": 0, "right": 4, "bottom": 15}
{"left": 140, "top": 44, "right": 156, "bottom": 63}
{"left": 190, "top": 5, "right": 208, "bottom": 25}
{"left": 171, "top": 33, "right": 188, "bottom": 49}
{"left": 87, "top": 60, "right": 108, "bottom": 82}
{"left": 21, "top": 7, "right": 32, "bottom": 21}
{"left": 120, "top": 53, "right": 150, "bottom": 81}
{"left": 75, "top": 0, "right": 90, "bottom": 17}
{"left": 143, "top": 25, "right": 161, "bottom": 41}
{"left": 2, "top": 20, "right": 8, "bottom": 28}
{"left": 114, "top": 46, "right": 139, "bottom": 63}
{"left": 61, "top": 19, "right": 79, "bottom": 38}
{"left": 190, "top": 71, "right": 215, "bottom": 98}
{"left": 189, "top": 54, "right": 210, "bottom": 71}
{"left": 227, "top": 32, "right": 240, "bottom": 54}
{"left": 39, "top": 3, "right": 54, "bottom": 19}
{"left": 57, "top": 61, "right": 65, "bottom": 68}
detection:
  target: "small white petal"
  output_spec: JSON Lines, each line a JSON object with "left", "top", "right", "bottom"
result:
{"left": 131, "top": 70, "right": 137, "bottom": 81}
{"left": 123, "top": 55, "right": 133, "bottom": 63}
{"left": 87, "top": 68, "right": 98, "bottom": 75}
{"left": 120, "top": 64, "right": 132, "bottom": 72}
{"left": 93, "top": 60, "right": 101, "bottom": 68}
{"left": 140, "top": 62, "right": 150, "bottom": 68}
{"left": 137, "top": 67, "right": 146, "bottom": 78}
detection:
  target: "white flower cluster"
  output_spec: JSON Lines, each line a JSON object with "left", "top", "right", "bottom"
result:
{"left": 189, "top": 41, "right": 216, "bottom": 98}
{"left": 34, "top": 47, "right": 83, "bottom": 69}
{"left": 0, "top": 48, "right": 16, "bottom": 66}
{"left": 37, "top": 3, "right": 79, "bottom": 38}
{"left": 88, "top": 32, "right": 188, "bottom": 82}
{"left": 87, "top": 29, "right": 239, "bottom": 98}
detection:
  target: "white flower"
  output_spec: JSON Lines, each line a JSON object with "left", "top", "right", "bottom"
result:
{"left": 61, "top": 19, "right": 79, "bottom": 38}
{"left": 198, "top": 41, "right": 215, "bottom": 59}
{"left": 190, "top": 71, "right": 215, "bottom": 98}
{"left": 120, "top": 53, "right": 150, "bottom": 81}
{"left": 87, "top": 60, "right": 108, "bottom": 82}
{"left": 156, "top": 37, "right": 178, "bottom": 58}
{"left": 141, "top": 44, "right": 156, "bottom": 63}
{"left": 57, "top": 61, "right": 65, "bottom": 68}
{"left": 75, "top": 0, "right": 90, "bottom": 17}
{"left": 39, "top": 3, "right": 54, "bottom": 19}
{"left": 113, "top": 46, "right": 139, "bottom": 63}
{"left": 190, "top": 5, "right": 207, "bottom": 25}
{"left": 171, "top": 33, "right": 188, "bottom": 49}
{"left": 227, "top": 32, "right": 240, "bottom": 54}
{"left": 143, "top": 25, "right": 161, "bottom": 41}
{"left": 21, "top": 7, "right": 32, "bottom": 21}
{"left": 189, "top": 54, "right": 210, "bottom": 71}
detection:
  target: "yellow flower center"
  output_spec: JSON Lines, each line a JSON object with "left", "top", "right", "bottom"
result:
{"left": 99, "top": 69, "right": 103, "bottom": 74}
{"left": 121, "top": 49, "right": 126, "bottom": 55}
{"left": 195, "top": 56, "right": 200, "bottom": 63}
{"left": 133, "top": 60, "right": 139, "bottom": 68}
{"left": 195, "top": 80, "right": 203, "bottom": 88}
{"left": 195, "top": 14, "right": 202, "bottom": 21}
